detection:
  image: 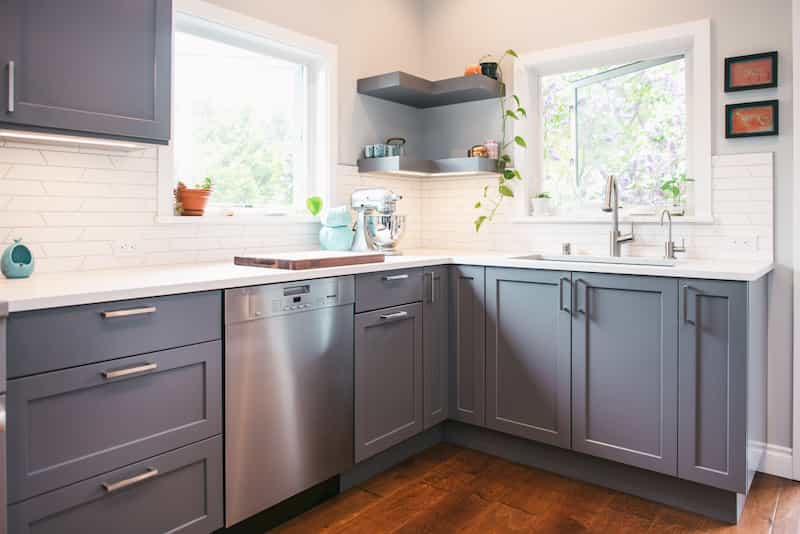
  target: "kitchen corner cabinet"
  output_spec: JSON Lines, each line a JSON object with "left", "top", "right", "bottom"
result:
{"left": 678, "top": 278, "right": 766, "bottom": 493}
{"left": 571, "top": 273, "right": 678, "bottom": 476}
{"left": 355, "top": 303, "right": 423, "bottom": 463}
{"left": 0, "top": 0, "right": 172, "bottom": 144}
{"left": 423, "top": 266, "right": 449, "bottom": 429}
{"left": 448, "top": 265, "right": 486, "bottom": 427}
{"left": 485, "top": 268, "right": 571, "bottom": 448}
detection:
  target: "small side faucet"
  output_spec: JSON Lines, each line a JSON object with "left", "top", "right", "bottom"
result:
{"left": 660, "top": 209, "right": 687, "bottom": 260}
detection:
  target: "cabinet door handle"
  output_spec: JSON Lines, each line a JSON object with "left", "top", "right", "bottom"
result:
{"left": 558, "top": 277, "right": 571, "bottom": 313}
{"left": 379, "top": 311, "right": 408, "bottom": 321}
{"left": 102, "top": 467, "right": 159, "bottom": 493}
{"left": 101, "top": 306, "right": 157, "bottom": 319}
{"left": 102, "top": 362, "right": 158, "bottom": 380}
{"left": 6, "top": 61, "right": 13, "bottom": 113}
{"left": 683, "top": 285, "right": 696, "bottom": 325}
{"left": 575, "top": 278, "right": 588, "bottom": 314}
{"left": 382, "top": 274, "right": 409, "bottom": 281}
{"left": 460, "top": 276, "right": 474, "bottom": 281}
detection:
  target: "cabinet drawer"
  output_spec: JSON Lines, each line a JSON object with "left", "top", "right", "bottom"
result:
{"left": 8, "top": 291, "right": 221, "bottom": 377}
{"left": 355, "top": 268, "right": 423, "bottom": 313}
{"left": 9, "top": 436, "right": 223, "bottom": 534}
{"left": 8, "top": 341, "right": 222, "bottom": 502}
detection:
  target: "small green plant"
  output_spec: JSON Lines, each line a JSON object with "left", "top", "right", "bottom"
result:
{"left": 660, "top": 174, "right": 692, "bottom": 204}
{"left": 473, "top": 49, "right": 527, "bottom": 232}
{"left": 194, "top": 176, "right": 213, "bottom": 190}
{"left": 306, "top": 196, "right": 323, "bottom": 216}
{"left": 534, "top": 192, "right": 551, "bottom": 199}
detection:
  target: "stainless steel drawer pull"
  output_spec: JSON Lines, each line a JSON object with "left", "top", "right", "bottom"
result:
{"left": 102, "top": 362, "right": 158, "bottom": 380}
{"left": 379, "top": 311, "right": 408, "bottom": 320}
{"left": 7, "top": 61, "right": 14, "bottom": 113}
{"left": 102, "top": 467, "right": 159, "bottom": 493}
{"left": 101, "top": 306, "right": 157, "bottom": 319}
{"left": 382, "top": 274, "right": 409, "bottom": 281}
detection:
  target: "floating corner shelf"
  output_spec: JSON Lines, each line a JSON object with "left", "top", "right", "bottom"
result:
{"left": 357, "top": 71, "right": 505, "bottom": 108}
{"left": 357, "top": 156, "right": 499, "bottom": 177}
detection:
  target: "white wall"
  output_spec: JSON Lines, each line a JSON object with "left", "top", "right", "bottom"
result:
{"left": 419, "top": 0, "right": 794, "bottom": 449}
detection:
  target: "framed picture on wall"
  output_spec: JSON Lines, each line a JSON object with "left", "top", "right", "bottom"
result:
{"left": 725, "top": 100, "right": 779, "bottom": 138}
{"left": 724, "top": 51, "right": 778, "bottom": 92}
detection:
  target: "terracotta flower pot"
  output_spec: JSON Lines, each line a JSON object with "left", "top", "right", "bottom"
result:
{"left": 178, "top": 188, "right": 212, "bottom": 216}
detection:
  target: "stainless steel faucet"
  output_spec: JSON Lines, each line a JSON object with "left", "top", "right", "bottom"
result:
{"left": 601, "top": 176, "right": 634, "bottom": 257}
{"left": 659, "top": 209, "right": 686, "bottom": 259}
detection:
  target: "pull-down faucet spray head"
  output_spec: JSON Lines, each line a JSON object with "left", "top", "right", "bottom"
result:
{"left": 601, "top": 175, "right": 616, "bottom": 212}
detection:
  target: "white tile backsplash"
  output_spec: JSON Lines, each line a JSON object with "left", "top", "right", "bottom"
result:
{"left": 0, "top": 140, "right": 773, "bottom": 273}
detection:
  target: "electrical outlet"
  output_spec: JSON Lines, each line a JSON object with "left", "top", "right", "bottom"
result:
{"left": 113, "top": 240, "right": 138, "bottom": 255}
{"left": 725, "top": 236, "right": 757, "bottom": 251}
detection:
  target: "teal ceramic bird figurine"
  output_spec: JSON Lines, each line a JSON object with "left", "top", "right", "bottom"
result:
{"left": 2, "top": 239, "right": 34, "bottom": 279}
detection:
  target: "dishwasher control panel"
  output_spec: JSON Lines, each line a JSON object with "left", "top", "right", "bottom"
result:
{"left": 225, "top": 276, "right": 355, "bottom": 323}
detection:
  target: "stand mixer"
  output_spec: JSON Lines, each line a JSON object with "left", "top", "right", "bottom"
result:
{"left": 351, "top": 188, "right": 406, "bottom": 255}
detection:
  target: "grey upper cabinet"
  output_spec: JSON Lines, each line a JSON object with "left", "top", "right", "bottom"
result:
{"left": 572, "top": 273, "right": 678, "bottom": 476}
{"left": 448, "top": 265, "right": 486, "bottom": 427}
{"left": 355, "top": 303, "right": 423, "bottom": 462}
{"left": 678, "top": 279, "right": 752, "bottom": 493}
{"left": 0, "top": 0, "right": 172, "bottom": 144}
{"left": 423, "top": 266, "right": 449, "bottom": 429}
{"left": 485, "top": 268, "right": 571, "bottom": 448}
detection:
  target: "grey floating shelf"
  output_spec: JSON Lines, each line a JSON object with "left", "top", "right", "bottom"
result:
{"left": 357, "top": 72, "right": 505, "bottom": 108}
{"left": 357, "top": 156, "right": 499, "bottom": 177}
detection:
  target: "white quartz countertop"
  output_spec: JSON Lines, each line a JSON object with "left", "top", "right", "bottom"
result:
{"left": 0, "top": 249, "right": 773, "bottom": 312}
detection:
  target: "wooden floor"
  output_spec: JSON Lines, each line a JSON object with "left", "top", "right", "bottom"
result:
{"left": 274, "top": 444, "right": 800, "bottom": 533}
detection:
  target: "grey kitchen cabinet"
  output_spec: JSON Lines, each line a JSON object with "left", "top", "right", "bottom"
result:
{"left": 448, "top": 265, "right": 486, "bottom": 427}
{"left": 355, "top": 268, "right": 424, "bottom": 313}
{"left": 7, "top": 291, "right": 221, "bottom": 378}
{"left": 0, "top": 0, "right": 172, "bottom": 144}
{"left": 678, "top": 278, "right": 767, "bottom": 493}
{"left": 571, "top": 273, "right": 679, "bottom": 476}
{"left": 423, "top": 266, "right": 449, "bottom": 429}
{"left": 7, "top": 341, "right": 221, "bottom": 503}
{"left": 8, "top": 436, "right": 223, "bottom": 534}
{"left": 355, "top": 302, "right": 423, "bottom": 462}
{"left": 485, "top": 268, "right": 571, "bottom": 448}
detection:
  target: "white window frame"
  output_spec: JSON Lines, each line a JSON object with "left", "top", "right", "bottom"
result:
{"left": 512, "top": 19, "right": 712, "bottom": 223}
{"left": 157, "top": 0, "right": 337, "bottom": 222}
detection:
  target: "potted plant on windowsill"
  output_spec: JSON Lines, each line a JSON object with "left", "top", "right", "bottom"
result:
{"left": 175, "top": 177, "right": 213, "bottom": 216}
{"left": 660, "top": 174, "right": 692, "bottom": 216}
{"left": 531, "top": 192, "right": 552, "bottom": 216}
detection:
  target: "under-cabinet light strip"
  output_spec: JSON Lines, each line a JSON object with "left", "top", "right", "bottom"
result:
{"left": 0, "top": 129, "right": 140, "bottom": 149}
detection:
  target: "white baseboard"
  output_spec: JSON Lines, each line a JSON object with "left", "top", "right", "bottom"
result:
{"left": 760, "top": 443, "right": 794, "bottom": 479}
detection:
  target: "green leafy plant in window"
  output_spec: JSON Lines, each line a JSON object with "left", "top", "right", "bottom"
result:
{"left": 473, "top": 49, "right": 527, "bottom": 231}
{"left": 660, "top": 173, "right": 692, "bottom": 207}
{"left": 306, "top": 196, "right": 323, "bottom": 216}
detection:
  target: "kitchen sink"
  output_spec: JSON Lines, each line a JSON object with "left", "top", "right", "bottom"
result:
{"left": 511, "top": 254, "right": 677, "bottom": 267}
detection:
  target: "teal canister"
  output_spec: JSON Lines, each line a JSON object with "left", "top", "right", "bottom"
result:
{"left": 2, "top": 239, "right": 35, "bottom": 278}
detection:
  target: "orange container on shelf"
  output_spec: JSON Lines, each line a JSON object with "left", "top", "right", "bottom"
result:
{"left": 464, "top": 64, "right": 481, "bottom": 76}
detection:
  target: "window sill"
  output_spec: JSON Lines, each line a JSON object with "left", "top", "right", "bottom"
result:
{"left": 512, "top": 214, "right": 715, "bottom": 225}
{"left": 155, "top": 214, "right": 320, "bottom": 225}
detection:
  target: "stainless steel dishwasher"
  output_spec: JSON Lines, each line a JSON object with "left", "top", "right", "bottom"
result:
{"left": 224, "top": 276, "right": 355, "bottom": 527}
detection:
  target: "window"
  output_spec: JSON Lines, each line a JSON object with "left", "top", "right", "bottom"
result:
{"left": 159, "top": 1, "right": 337, "bottom": 220}
{"left": 516, "top": 19, "right": 712, "bottom": 221}
{"left": 173, "top": 29, "right": 307, "bottom": 211}
{"left": 541, "top": 55, "right": 687, "bottom": 213}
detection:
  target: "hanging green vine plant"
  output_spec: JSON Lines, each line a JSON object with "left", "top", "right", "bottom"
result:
{"left": 473, "top": 49, "right": 527, "bottom": 231}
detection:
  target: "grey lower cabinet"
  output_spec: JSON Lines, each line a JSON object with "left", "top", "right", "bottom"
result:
{"left": 7, "top": 341, "right": 222, "bottom": 503}
{"left": 8, "top": 436, "right": 223, "bottom": 534}
{"left": 571, "top": 273, "right": 678, "bottom": 476}
{"left": 0, "top": 0, "right": 172, "bottom": 143}
{"left": 678, "top": 278, "right": 765, "bottom": 493}
{"left": 485, "top": 268, "right": 571, "bottom": 448}
{"left": 448, "top": 266, "right": 486, "bottom": 427}
{"left": 423, "top": 266, "right": 449, "bottom": 429}
{"left": 355, "top": 302, "right": 423, "bottom": 462}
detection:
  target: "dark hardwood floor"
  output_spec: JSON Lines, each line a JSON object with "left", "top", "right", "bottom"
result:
{"left": 274, "top": 444, "right": 800, "bottom": 533}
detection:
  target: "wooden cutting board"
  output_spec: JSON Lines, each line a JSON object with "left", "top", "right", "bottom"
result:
{"left": 234, "top": 251, "right": 385, "bottom": 270}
